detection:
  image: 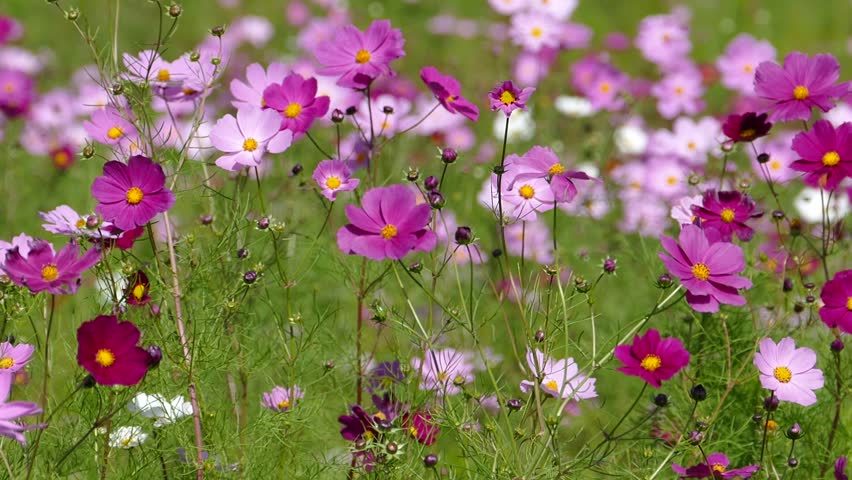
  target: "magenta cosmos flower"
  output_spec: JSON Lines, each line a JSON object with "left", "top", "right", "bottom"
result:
{"left": 83, "top": 106, "right": 138, "bottom": 147}
{"left": 402, "top": 410, "right": 439, "bottom": 445}
{"left": 0, "top": 373, "right": 43, "bottom": 445}
{"left": 520, "top": 349, "right": 597, "bottom": 400}
{"left": 754, "top": 52, "right": 848, "bottom": 122}
{"left": 819, "top": 269, "right": 852, "bottom": 334}
{"left": 314, "top": 19, "right": 405, "bottom": 89}
{"left": 614, "top": 329, "right": 690, "bottom": 388}
{"left": 261, "top": 385, "right": 303, "bottom": 412}
{"left": 262, "top": 73, "right": 330, "bottom": 134}
{"left": 489, "top": 80, "right": 535, "bottom": 116}
{"left": 337, "top": 184, "right": 436, "bottom": 261}
{"left": 76, "top": 315, "right": 149, "bottom": 386}
{"left": 4, "top": 239, "right": 100, "bottom": 295}
{"left": 312, "top": 160, "right": 359, "bottom": 201}
{"left": 419, "top": 66, "right": 479, "bottom": 121}
{"left": 91, "top": 155, "right": 176, "bottom": 231}
{"left": 210, "top": 107, "right": 294, "bottom": 171}
{"left": 0, "top": 69, "right": 33, "bottom": 117}
{"left": 691, "top": 190, "right": 762, "bottom": 242}
{"left": 508, "top": 146, "right": 598, "bottom": 203}
{"left": 790, "top": 120, "right": 852, "bottom": 190}
{"left": 658, "top": 224, "right": 752, "bottom": 313}
{"left": 754, "top": 337, "right": 824, "bottom": 406}
{"left": 411, "top": 348, "right": 474, "bottom": 396}
{"left": 0, "top": 342, "right": 33, "bottom": 373}
{"left": 672, "top": 452, "right": 760, "bottom": 479}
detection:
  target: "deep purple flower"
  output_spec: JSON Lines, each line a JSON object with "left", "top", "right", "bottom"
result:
{"left": 508, "top": 146, "right": 598, "bottom": 203}
{"left": 312, "top": 160, "right": 359, "bottom": 201}
{"left": 691, "top": 190, "right": 762, "bottom": 242}
{"left": 819, "top": 269, "right": 852, "bottom": 334}
{"left": 336, "top": 185, "right": 436, "bottom": 261}
{"left": 488, "top": 80, "right": 535, "bottom": 116}
{"left": 0, "top": 342, "right": 34, "bottom": 373}
{"left": 754, "top": 337, "right": 824, "bottom": 406}
{"left": 836, "top": 456, "right": 848, "bottom": 480}
{"left": 659, "top": 224, "right": 752, "bottom": 313}
{"left": 338, "top": 404, "right": 378, "bottom": 441}
{"left": 314, "top": 19, "right": 406, "bottom": 89}
{"left": 722, "top": 112, "right": 772, "bottom": 143}
{"left": 615, "top": 329, "right": 690, "bottom": 388}
{"left": 91, "top": 155, "right": 176, "bottom": 231}
{"left": 402, "top": 410, "right": 439, "bottom": 445}
{"left": 367, "top": 360, "right": 406, "bottom": 394}
{"left": 0, "top": 69, "right": 34, "bottom": 117}
{"left": 672, "top": 452, "right": 760, "bottom": 478}
{"left": 262, "top": 74, "right": 330, "bottom": 134}
{"left": 790, "top": 120, "right": 852, "bottom": 190}
{"left": 4, "top": 239, "right": 100, "bottom": 295}
{"left": 755, "top": 52, "right": 849, "bottom": 122}
{"left": 77, "top": 315, "right": 150, "bottom": 386}
{"left": 0, "top": 373, "right": 43, "bottom": 445}
{"left": 420, "top": 66, "right": 479, "bottom": 121}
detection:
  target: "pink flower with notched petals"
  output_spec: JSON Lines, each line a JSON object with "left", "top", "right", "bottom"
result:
{"left": 790, "top": 120, "right": 852, "bottom": 190}
{"left": 691, "top": 190, "right": 762, "bottom": 242}
{"left": 261, "top": 385, "right": 303, "bottom": 412}
{"left": 508, "top": 146, "right": 598, "bottom": 203}
{"left": 0, "top": 16, "right": 23, "bottom": 45}
{"left": 649, "top": 116, "right": 720, "bottom": 167}
{"left": 488, "top": 80, "right": 535, "bottom": 117}
{"left": 520, "top": 349, "right": 597, "bottom": 400}
{"left": 0, "top": 342, "right": 34, "bottom": 373}
{"left": 488, "top": 0, "right": 527, "bottom": 15}
{"left": 230, "top": 62, "right": 287, "bottom": 110}
{"left": 83, "top": 106, "right": 138, "bottom": 148}
{"left": 0, "top": 69, "right": 33, "bottom": 117}
{"left": 615, "top": 329, "right": 689, "bottom": 388}
{"left": 91, "top": 155, "right": 176, "bottom": 231}
{"left": 263, "top": 73, "right": 330, "bottom": 134}
{"left": 411, "top": 348, "right": 474, "bottom": 396}
{"left": 751, "top": 133, "right": 797, "bottom": 184}
{"left": 210, "top": 107, "right": 294, "bottom": 171}
{"left": 39, "top": 205, "right": 119, "bottom": 240}
{"left": 658, "top": 224, "right": 752, "bottom": 313}
{"left": 819, "top": 269, "right": 852, "bottom": 334}
{"left": 672, "top": 452, "right": 759, "bottom": 478}
{"left": 716, "top": 34, "right": 776, "bottom": 96}
{"left": 509, "top": 12, "right": 561, "bottom": 52}
{"left": 3, "top": 239, "right": 101, "bottom": 295}
{"left": 635, "top": 13, "right": 691, "bottom": 69}
{"left": 312, "top": 160, "right": 359, "bottom": 201}
{"left": 754, "top": 337, "right": 824, "bottom": 406}
{"left": 314, "top": 19, "right": 405, "bottom": 89}
{"left": 419, "top": 66, "right": 479, "bottom": 121}
{"left": 336, "top": 185, "right": 436, "bottom": 261}
{"left": 0, "top": 373, "right": 43, "bottom": 445}
{"left": 755, "top": 52, "right": 849, "bottom": 122}
{"left": 651, "top": 66, "right": 705, "bottom": 119}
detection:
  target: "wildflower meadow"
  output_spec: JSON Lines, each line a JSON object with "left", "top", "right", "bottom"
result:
{"left": 0, "top": 0, "right": 851, "bottom": 478}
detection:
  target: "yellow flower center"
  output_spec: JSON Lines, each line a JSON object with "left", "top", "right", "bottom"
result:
{"left": 0, "top": 357, "right": 14, "bottom": 369}
{"left": 766, "top": 419, "right": 778, "bottom": 431}
{"left": 543, "top": 379, "right": 559, "bottom": 391}
{"left": 132, "top": 284, "right": 146, "bottom": 301}
{"left": 107, "top": 126, "right": 123, "bottom": 140}
{"left": 773, "top": 366, "right": 792, "bottom": 383}
{"left": 743, "top": 64, "right": 753, "bottom": 73}
{"left": 713, "top": 464, "right": 726, "bottom": 473}
{"left": 600, "top": 82, "right": 611, "bottom": 93}
{"left": 822, "top": 151, "right": 840, "bottom": 167}
{"left": 446, "top": 95, "right": 455, "bottom": 103}
{"left": 531, "top": 27, "right": 543, "bottom": 38}
{"left": 770, "top": 160, "right": 781, "bottom": 170}
{"left": 381, "top": 224, "right": 398, "bottom": 240}
{"left": 374, "top": 411, "right": 386, "bottom": 420}
{"left": 277, "top": 400, "right": 290, "bottom": 410}
{"left": 355, "top": 49, "right": 371, "bottom": 64}
{"left": 243, "top": 138, "right": 258, "bottom": 152}
{"left": 666, "top": 176, "right": 677, "bottom": 186}
{"left": 640, "top": 354, "right": 662, "bottom": 372}
{"left": 740, "top": 128, "right": 756, "bottom": 139}
{"left": 500, "top": 90, "right": 516, "bottom": 105}
{"left": 2, "top": 83, "right": 13, "bottom": 93}
{"left": 75, "top": 218, "right": 86, "bottom": 228}
{"left": 157, "top": 69, "right": 171, "bottom": 82}
{"left": 409, "top": 426, "right": 419, "bottom": 437}
{"left": 793, "top": 85, "right": 809, "bottom": 100}
{"left": 437, "top": 371, "right": 448, "bottom": 382}
{"left": 846, "top": 296, "right": 852, "bottom": 311}
{"left": 325, "top": 176, "right": 342, "bottom": 189}
{"left": 126, "top": 187, "right": 144, "bottom": 205}
{"left": 95, "top": 349, "right": 116, "bottom": 367}
{"left": 519, "top": 185, "right": 535, "bottom": 199}
{"left": 720, "top": 208, "right": 735, "bottom": 223}
{"left": 284, "top": 102, "right": 302, "bottom": 119}
{"left": 691, "top": 263, "right": 710, "bottom": 281}
{"left": 53, "top": 151, "right": 70, "bottom": 166}
{"left": 687, "top": 141, "right": 696, "bottom": 150}
{"left": 548, "top": 163, "right": 565, "bottom": 176}
{"left": 674, "top": 86, "right": 684, "bottom": 96}
{"left": 41, "top": 264, "right": 59, "bottom": 281}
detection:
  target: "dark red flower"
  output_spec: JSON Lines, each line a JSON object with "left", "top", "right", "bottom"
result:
{"left": 403, "top": 410, "right": 439, "bottom": 445}
{"left": 126, "top": 270, "right": 151, "bottom": 306}
{"left": 76, "top": 315, "right": 149, "bottom": 386}
{"left": 722, "top": 112, "right": 772, "bottom": 143}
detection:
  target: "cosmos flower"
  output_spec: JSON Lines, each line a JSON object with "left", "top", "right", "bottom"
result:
{"left": 4, "top": 239, "right": 101, "bottom": 295}
{"left": 754, "top": 52, "right": 849, "bottom": 122}
{"left": 520, "top": 349, "right": 597, "bottom": 400}
{"left": 506, "top": 220, "right": 554, "bottom": 265}
{"left": 716, "top": 33, "right": 776, "bottom": 96}
{"left": 39, "top": 205, "right": 119, "bottom": 240}
{"left": 419, "top": 66, "right": 479, "bottom": 121}
{"left": 262, "top": 73, "right": 331, "bottom": 134}
{"left": 649, "top": 116, "right": 720, "bottom": 167}
{"left": 83, "top": 106, "right": 139, "bottom": 148}
{"left": 0, "top": 69, "right": 33, "bottom": 117}
{"left": 819, "top": 269, "right": 852, "bottom": 334}
{"left": 402, "top": 410, "right": 439, "bottom": 445}
{"left": 508, "top": 146, "right": 598, "bottom": 203}
{"left": 691, "top": 190, "right": 762, "bottom": 242}
{"left": 91, "top": 155, "right": 176, "bottom": 231}
{"left": 125, "top": 270, "right": 151, "bottom": 306}
{"left": 0, "top": 342, "right": 34, "bottom": 373}
{"left": 509, "top": 12, "right": 561, "bottom": 52}
{"left": 0, "top": 372, "right": 42, "bottom": 445}
{"left": 754, "top": 337, "right": 824, "bottom": 406}
{"left": 261, "top": 385, "right": 304, "bottom": 413}
{"left": 651, "top": 66, "right": 705, "bottom": 119}
{"left": 790, "top": 120, "right": 851, "bottom": 190}
{"left": 108, "top": 426, "right": 147, "bottom": 449}
{"left": 672, "top": 452, "right": 760, "bottom": 478}
{"left": 489, "top": 80, "right": 535, "bottom": 116}
{"left": 127, "top": 393, "right": 192, "bottom": 427}
{"left": 614, "top": 329, "right": 690, "bottom": 388}
{"left": 722, "top": 112, "right": 772, "bottom": 143}
{"left": 209, "top": 107, "right": 294, "bottom": 171}
{"left": 312, "top": 160, "right": 359, "bottom": 201}
{"left": 314, "top": 19, "right": 406, "bottom": 89}
{"left": 336, "top": 184, "right": 436, "bottom": 261}
{"left": 411, "top": 348, "right": 475, "bottom": 396}
{"left": 76, "top": 315, "right": 150, "bottom": 386}
{"left": 230, "top": 62, "right": 288, "bottom": 109}
{"left": 658, "top": 224, "right": 752, "bottom": 313}
{"left": 750, "top": 132, "right": 798, "bottom": 184}
{"left": 635, "top": 13, "right": 691, "bottom": 69}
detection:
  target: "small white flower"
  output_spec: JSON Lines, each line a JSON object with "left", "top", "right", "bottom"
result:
{"left": 554, "top": 96, "right": 594, "bottom": 118}
{"left": 109, "top": 426, "right": 147, "bottom": 449}
{"left": 95, "top": 271, "right": 128, "bottom": 307}
{"left": 614, "top": 124, "right": 648, "bottom": 156}
{"left": 794, "top": 187, "right": 850, "bottom": 224}
{"left": 128, "top": 393, "right": 193, "bottom": 427}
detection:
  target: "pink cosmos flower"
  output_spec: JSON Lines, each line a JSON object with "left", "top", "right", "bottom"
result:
{"left": 0, "top": 342, "right": 34, "bottom": 373}
{"left": 581, "top": 61, "right": 628, "bottom": 112}
{"left": 411, "top": 348, "right": 474, "bottom": 396}
{"left": 691, "top": 190, "right": 762, "bottom": 242}
{"left": 354, "top": 94, "right": 412, "bottom": 138}
{"left": 509, "top": 12, "right": 561, "bottom": 52}
{"left": 0, "top": 69, "right": 34, "bottom": 117}
{"left": 210, "top": 107, "right": 294, "bottom": 171}
{"left": 716, "top": 34, "right": 776, "bottom": 96}
{"left": 508, "top": 146, "right": 597, "bottom": 203}
{"left": 790, "top": 120, "right": 851, "bottom": 190}
{"left": 755, "top": 52, "right": 849, "bottom": 122}
{"left": 0, "top": 16, "right": 23, "bottom": 45}
{"left": 480, "top": 155, "right": 554, "bottom": 222}
{"left": 651, "top": 66, "right": 705, "bottom": 119}
{"left": 39, "top": 205, "right": 118, "bottom": 240}
{"left": 419, "top": 66, "right": 479, "bottom": 121}
{"left": 488, "top": 0, "right": 528, "bottom": 15}
{"left": 672, "top": 452, "right": 760, "bottom": 478}
{"left": 659, "top": 224, "right": 752, "bottom": 313}
{"left": 336, "top": 184, "right": 436, "bottom": 261}
{"left": 314, "top": 19, "right": 405, "bottom": 89}
{"left": 615, "top": 329, "right": 690, "bottom": 388}
{"left": 528, "top": 0, "right": 578, "bottom": 20}
{"left": 263, "top": 73, "right": 331, "bottom": 134}
{"left": 83, "top": 106, "right": 139, "bottom": 148}
{"left": 230, "top": 62, "right": 288, "bottom": 110}
{"left": 91, "top": 155, "right": 176, "bottom": 231}
{"left": 312, "top": 160, "right": 359, "bottom": 201}
{"left": 0, "top": 233, "right": 32, "bottom": 275}
{"left": 819, "top": 269, "right": 852, "bottom": 334}
{"left": 77, "top": 315, "right": 149, "bottom": 386}
{"left": 4, "top": 239, "right": 100, "bottom": 295}
{"left": 261, "top": 385, "right": 303, "bottom": 412}
{"left": 0, "top": 373, "right": 42, "bottom": 445}
{"left": 670, "top": 194, "right": 702, "bottom": 226}
{"left": 754, "top": 337, "right": 824, "bottom": 406}
{"left": 635, "top": 14, "right": 691, "bottom": 69}
{"left": 520, "top": 349, "right": 597, "bottom": 400}
{"left": 750, "top": 132, "right": 797, "bottom": 183}
{"left": 122, "top": 50, "right": 170, "bottom": 85}
{"left": 644, "top": 157, "right": 689, "bottom": 199}
{"left": 489, "top": 80, "right": 535, "bottom": 116}
{"left": 649, "top": 116, "right": 720, "bottom": 167}
{"left": 402, "top": 410, "right": 439, "bottom": 445}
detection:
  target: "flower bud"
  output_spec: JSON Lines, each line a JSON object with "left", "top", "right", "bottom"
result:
{"left": 653, "top": 393, "right": 669, "bottom": 407}
{"left": 783, "top": 277, "right": 793, "bottom": 292}
{"left": 146, "top": 345, "right": 163, "bottom": 368}
{"left": 786, "top": 423, "right": 803, "bottom": 440}
{"left": 453, "top": 375, "right": 466, "bottom": 387}
{"left": 428, "top": 191, "right": 445, "bottom": 209}
{"left": 80, "top": 374, "right": 97, "bottom": 388}
{"left": 603, "top": 257, "right": 617, "bottom": 274}
{"left": 689, "top": 384, "right": 707, "bottom": 402}
{"left": 236, "top": 248, "right": 249, "bottom": 259}
{"left": 82, "top": 145, "right": 95, "bottom": 159}
{"left": 168, "top": 4, "right": 182, "bottom": 17}
{"left": 772, "top": 209, "right": 785, "bottom": 220}
{"left": 757, "top": 152, "right": 770, "bottom": 164}
{"left": 656, "top": 273, "right": 674, "bottom": 289}
{"left": 324, "top": 360, "right": 335, "bottom": 370}
{"left": 687, "top": 430, "right": 703, "bottom": 445}
{"left": 408, "top": 261, "right": 422, "bottom": 273}
{"left": 506, "top": 398, "right": 522, "bottom": 411}
{"left": 406, "top": 167, "right": 419, "bottom": 182}
{"left": 386, "top": 442, "right": 398, "bottom": 454}
{"left": 441, "top": 147, "right": 458, "bottom": 164}
{"left": 491, "top": 248, "right": 502, "bottom": 258}
{"left": 787, "top": 458, "right": 799, "bottom": 468}
{"left": 85, "top": 215, "right": 100, "bottom": 229}
{"left": 805, "top": 294, "right": 815, "bottom": 303}
{"left": 257, "top": 216, "right": 270, "bottom": 230}
{"left": 243, "top": 271, "right": 258, "bottom": 284}
{"left": 354, "top": 438, "right": 367, "bottom": 450}
{"left": 534, "top": 330, "right": 545, "bottom": 343}
{"left": 423, "top": 453, "right": 438, "bottom": 468}
{"left": 831, "top": 338, "right": 845, "bottom": 352}
{"left": 803, "top": 281, "right": 815, "bottom": 290}
{"left": 211, "top": 25, "right": 225, "bottom": 37}
{"left": 424, "top": 175, "right": 439, "bottom": 191}
{"left": 382, "top": 105, "right": 394, "bottom": 115}
{"left": 290, "top": 163, "right": 303, "bottom": 176}
{"left": 189, "top": 51, "right": 201, "bottom": 62}
{"left": 454, "top": 226, "right": 472, "bottom": 245}
{"left": 66, "top": 8, "right": 80, "bottom": 21}
{"left": 331, "top": 109, "right": 344, "bottom": 123}
{"left": 345, "top": 106, "right": 357, "bottom": 116}
{"left": 199, "top": 214, "right": 213, "bottom": 225}
{"left": 764, "top": 394, "right": 780, "bottom": 412}
{"left": 370, "top": 300, "right": 387, "bottom": 323}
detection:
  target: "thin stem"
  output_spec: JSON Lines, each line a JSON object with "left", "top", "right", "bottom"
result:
{"left": 760, "top": 392, "right": 774, "bottom": 463}
{"left": 821, "top": 350, "right": 843, "bottom": 476}
{"left": 495, "top": 116, "right": 511, "bottom": 276}
{"left": 305, "top": 131, "right": 334, "bottom": 160}
{"left": 355, "top": 257, "right": 367, "bottom": 405}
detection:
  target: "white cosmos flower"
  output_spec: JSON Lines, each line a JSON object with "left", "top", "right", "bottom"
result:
{"left": 554, "top": 96, "right": 594, "bottom": 118}
{"left": 108, "top": 426, "right": 147, "bottom": 449}
{"left": 614, "top": 123, "right": 649, "bottom": 156}
{"left": 794, "top": 187, "right": 850, "bottom": 224}
{"left": 128, "top": 393, "right": 193, "bottom": 427}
